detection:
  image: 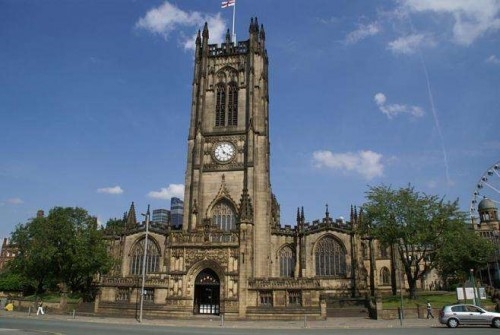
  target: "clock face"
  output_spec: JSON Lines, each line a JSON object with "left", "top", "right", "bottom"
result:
{"left": 214, "top": 142, "right": 236, "bottom": 163}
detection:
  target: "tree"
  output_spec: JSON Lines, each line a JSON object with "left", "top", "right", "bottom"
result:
{"left": 104, "top": 217, "right": 127, "bottom": 235}
{"left": 10, "top": 214, "right": 56, "bottom": 294}
{"left": 360, "top": 184, "right": 470, "bottom": 299}
{"left": 0, "top": 268, "right": 31, "bottom": 293}
{"left": 10, "top": 207, "right": 114, "bottom": 299}
{"left": 434, "top": 221, "right": 494, "bottom": 287}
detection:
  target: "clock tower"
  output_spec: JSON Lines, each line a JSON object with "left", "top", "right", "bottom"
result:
{"left": 182, "top": 18, "right": 274, "bottom": 278}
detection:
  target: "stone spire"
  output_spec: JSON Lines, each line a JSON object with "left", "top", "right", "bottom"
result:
{"left": 202, "top": 22, "right": 209, "bottom": 39}
{"left": 126, "top": 202, "right": 137, "bottom": 231}
{"left": 239, "top": 188, "right": 254, "bottom": 223}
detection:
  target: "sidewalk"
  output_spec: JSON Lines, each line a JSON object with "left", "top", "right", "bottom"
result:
{"left": 1, "top": 311, "right": 441, "bottom": 329}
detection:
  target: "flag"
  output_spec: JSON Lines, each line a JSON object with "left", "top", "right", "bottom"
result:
{"left": 221, "top": 0, "right": 235, "bottom": 8}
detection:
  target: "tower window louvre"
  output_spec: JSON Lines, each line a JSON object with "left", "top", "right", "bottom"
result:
{"left": 227, "top": 83, "right": 238, "bottom": 126}
{"left": 215, "top": 82, "right": 238, "bottom": 127}
{"left": 215, "top": 84, "right": 226, "bottom": 127}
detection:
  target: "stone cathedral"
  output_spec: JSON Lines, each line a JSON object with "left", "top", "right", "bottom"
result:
{"left": 97, "top": 18, "right": 405, "bottom": 319}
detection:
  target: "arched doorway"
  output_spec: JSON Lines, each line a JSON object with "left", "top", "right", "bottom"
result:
{"left": 194, "top": 268, "right": 220, "bottom": 315}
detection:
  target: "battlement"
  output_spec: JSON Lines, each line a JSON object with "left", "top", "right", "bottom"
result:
{"left": 208, "top": 41, "right": 249, "bottom": 57}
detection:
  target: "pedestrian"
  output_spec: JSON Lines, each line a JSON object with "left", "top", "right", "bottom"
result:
{"left": 36, "top": 300, "right": 44, "bottom": 315}
{"left": 426, "top": 301, "right": 434, "bottom": 319}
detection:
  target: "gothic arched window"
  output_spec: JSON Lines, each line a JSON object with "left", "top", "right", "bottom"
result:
{"left": 315, "top": 236, "right": 346, "bottom": 277}
{"left": 212, "top": 200, "right": 236, "bottom": 231}
{"left": 215, "top": 84, "right": 226, "bottom": 127}
{"left": 380, "top": 266, "right": 390, "bottom": 285}
{"left": 279, "top": 245, "right": 295, "bottom": 277}
{"left": 227, "top": 83, "right": 238, "bottom": 126}
{"left": 379, "top": 244, "right": 389, "bottom": 259}
{"left": 215, "top": 82, "right": 238, "bottom": 127}
{"left": 129, "top": 238, "right": 160, "bottom": 275}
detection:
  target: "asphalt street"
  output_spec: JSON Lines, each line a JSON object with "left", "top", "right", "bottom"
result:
{"left": 1, "top": 311, "right": 498, "bottom": 334}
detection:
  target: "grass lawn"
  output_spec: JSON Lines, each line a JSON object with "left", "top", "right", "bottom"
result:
{"left": 382, "top": 291, "right": 464, "bottom": 309}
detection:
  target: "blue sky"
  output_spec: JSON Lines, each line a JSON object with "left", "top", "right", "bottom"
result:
{"left": 1, "top": 0, "right": 500, "bottom": 238}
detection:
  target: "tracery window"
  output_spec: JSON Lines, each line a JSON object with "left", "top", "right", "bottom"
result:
{"left": 379, "top": 244, "right": 389, "bottom": 259}
{"left": 215, "top": 82, "right": 238, "bottom": 127}
{"left": 212, "top": 200, "right": 236, "bottom": 231}
{"left": 287, "top": 290, "right": 302, "bottom": 306}
{"left": 279, "top": 246, "right": 295, "bottom": 277}
{"left": 215, "top": 84, "right": 226, "bottom": 127}
{"left": 115, "top": 288, "right": 130, "bottom": 302}
{"left": 380, "top": 267, "right": 390, "bottom": 285}
{"left": 227, "top": 83, "right": 238, "bottom": 126}
{"left": 144, "top": 288, "right": 154, "bottom": 302}
{"left": 315, "top": 236, "right": 346, "bottom": 277}
{"left": 129, "top": 238, "right": 160, "bottom": 275}
{"left": 259, "top": 290, "right": 273, "bottom": 306}
{"left": 361, "top": 241, "right": 368, "bottom": 259}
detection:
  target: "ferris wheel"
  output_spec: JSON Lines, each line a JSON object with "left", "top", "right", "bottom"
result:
{"left": 470, "top": 160, "right": 500, "bottom": 225}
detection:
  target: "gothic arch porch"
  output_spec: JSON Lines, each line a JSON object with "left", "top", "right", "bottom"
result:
{"left": 194, "top": 268, "right": 220, "bottom": 315}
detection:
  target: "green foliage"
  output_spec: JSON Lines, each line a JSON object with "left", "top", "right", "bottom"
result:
{"left": 361, "top": 184, "right": 469, "bottom": 299}
{"left": 382, "top": 292, "right": 458, "bottom": 309}
{"left": 0, "top": 269, "right": 30, "bottom": 292}
{"left": 434, "top": 223, "right": 494, "bottom": 283}
{"left": 104, "top": 217, "right": 127, "bottom": 235}
{"left": 9, "top": 207, "right": 114, "bottom": 300}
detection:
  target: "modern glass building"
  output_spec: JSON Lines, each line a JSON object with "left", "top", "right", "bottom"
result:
{"left": 170, "top": 197, "right": 183, "bottom": 229}
{"left": 152, "top": 208, "right": 170, "bottom": 227}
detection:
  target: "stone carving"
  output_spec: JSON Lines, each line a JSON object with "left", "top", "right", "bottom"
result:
{"left": 185, "top": 248, "right": 231, "bottom": 269}
{"left": 248, "top": 278, "right": 321, "bottom": 289}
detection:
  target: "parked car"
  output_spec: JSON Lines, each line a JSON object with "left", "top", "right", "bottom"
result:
{"left": 439, "top": 304, "right": 500, "bottom": 328}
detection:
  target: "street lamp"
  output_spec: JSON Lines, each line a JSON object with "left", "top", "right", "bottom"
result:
{"left": 139, "top": 205, "right": 150, "bottom": 323}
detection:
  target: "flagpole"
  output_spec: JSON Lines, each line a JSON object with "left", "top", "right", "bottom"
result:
{"left": 232, "top": 0, "right": 236, "bottom": 42}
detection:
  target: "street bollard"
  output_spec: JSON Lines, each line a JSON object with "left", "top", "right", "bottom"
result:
{"left": 28, "top": 306, "right": 31, "bottom": 316}
{"left": 220, "top": 313, "right": 224, "bottom": 327}
{"left": 72, "top": 309, "right": 76, "bottom": 319}
{"left": 303, "top": 314, "right": 307, "bottom": 328}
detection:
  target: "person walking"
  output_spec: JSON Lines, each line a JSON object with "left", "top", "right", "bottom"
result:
{"left": 36, "top": 300, "right": 44, "bottom": 315}
{"left": 426, "top": 301, "right": 434, "bottom": 319}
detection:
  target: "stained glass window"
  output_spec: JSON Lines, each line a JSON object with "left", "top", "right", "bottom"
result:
{"left": 279, "top": 246, "right": 295, "bottom": 277}
{"left": 315, "top": 236, "right": 346, "bottom": 276}
{"left": 212, "top": 201, "right": 236, "bottom": 231}
{"left": 129, "top": 238, "right": 160, "bottom": 275}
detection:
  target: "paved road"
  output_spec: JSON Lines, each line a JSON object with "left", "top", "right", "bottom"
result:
{"left": 1, "top": 310, "right": 439, "bottom": 330}
{"left": 2, "top": 311, "right": 499, "bottom": 334}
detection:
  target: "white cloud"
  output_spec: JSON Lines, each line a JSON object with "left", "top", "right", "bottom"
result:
{"left": 136, "top": 1, "right": 227, "bottom": 51}
{"left": 374, "top": 92, "right": 424, "bottom": 119}
{"left": 403, "top": 0, "right": 500, "bottom": 46}
{"left": 148, "top": 184, "right": 184, "bottom": 200}
{"left": 374, "top": 92, "right": 386, "bottom": 105}
{"left": 345, "top": 22, "right": 381, "bottom": 44}
{"left": 312, "top": 150, "right": 384, "bottom": 180}
{"left": 97, "top": 186, "right": 124, "bottom": 195}
{"left": 6, "top": 197, "right": 24, "bottom": 205}
{"left": 486, "top": 54, "right": 500, "bottom": 64}
{"left": 387, "top": 33, "right": 434, "bottom": 55}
